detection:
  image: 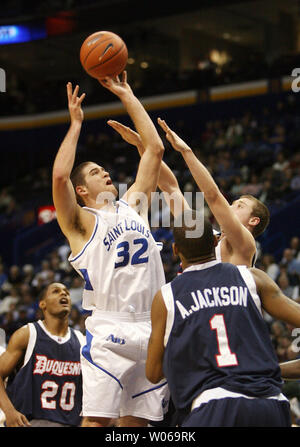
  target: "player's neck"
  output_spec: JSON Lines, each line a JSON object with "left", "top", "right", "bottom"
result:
{"left": 84, "top": 198, "right": 116, "bottom": 211}
{"left": 181, "top": 253, "right": 216, "bottom": 271}
{"left": 43, "top": 317, "right": 69, "bottom": 337}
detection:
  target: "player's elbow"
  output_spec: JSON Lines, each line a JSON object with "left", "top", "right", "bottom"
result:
{"left": 145, "top": 142, "right": 164, "bottom": 157}
{"left": 52, "top": 169, "right": 69, "bottom": 185}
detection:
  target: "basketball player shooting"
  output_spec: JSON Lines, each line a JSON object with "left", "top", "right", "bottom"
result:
{"left": 52, "top": 72, "right": 168, "bottom": 427}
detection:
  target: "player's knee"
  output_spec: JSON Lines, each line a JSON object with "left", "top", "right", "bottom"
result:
{"left": 81, "top": 416, "right": 112, "bottom": 427}
{"left": 118, "top": 415, "right": 148, "bottom": 427}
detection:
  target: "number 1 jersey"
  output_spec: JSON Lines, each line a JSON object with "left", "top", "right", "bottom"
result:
{"left": 69, "top": 200, "right": 166, "bottom": 314}
{"left": 161, "top": 260, "right": 283, "bottom": 412}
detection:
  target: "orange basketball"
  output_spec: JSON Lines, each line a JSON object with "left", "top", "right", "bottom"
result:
{"left": 80, "top": 31, "right": 128, "bottom": 80}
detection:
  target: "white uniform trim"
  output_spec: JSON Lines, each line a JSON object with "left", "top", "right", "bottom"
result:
{"left": 69, "top": 213, "right": 98, "bottom": 262}
{"left": 236, "top": 265, "right": 262, "bottom": 315}
{"left": 23, "top": 323, "right": 37, "bottom": 368}
{"left": 38, "top": 320, "right": 71, "bottom": 343}
{"left": 23, "top": 322, "right": 84, "bottom": 366}
{"left": 161, "top": 283, "right": 175, "bottom": 347}
{"left": 191, "top": 387, "right": 288, "bottom": 411}
{"left": 183, "top": 260, "right": 221, "bottom": 273}
{"left": 215, "top": 239, "right": 222, "bottom": 262}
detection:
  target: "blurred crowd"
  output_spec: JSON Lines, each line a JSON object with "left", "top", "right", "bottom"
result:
{"left": 0, "top": 90, "right": 300, "bottom": 421}
{"left": 2, "top": 92, "right": 300, "bottom": 236}
{"left": 1, "top": 88, "right": 300, "bottom": 418}
{"left": 1, "top": 50, "right": 300, "bottom": 117}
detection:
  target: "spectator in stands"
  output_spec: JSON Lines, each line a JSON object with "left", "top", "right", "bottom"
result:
{"left": 48, "top": 253, "right": 67, "bottom": 283}
{"left": 229, "top": 175, "right": 246, "bottom": 199}
{"left": 21, "top": 264, "right": 35, "bottom": 287}
{"left": 241, "top": 173, "right": 263, "bottom": 197}
{"left": 31, "top": 260, "right": 53, "bottom": 289}
{"left": 281, "top": 249, "right": 300, "bottom": 282}
{"left": 57, "top": 238, "right": 71, "bottom": 263}
{"left": 273, "top": 152, "right": 290, "bottom": 172}
{"left": 291, "top": 168, "right": 300, "bottom": 191}
{"left": 260, "top": 253, "right": 280, "bottom": 281}
{"left": 68, "top": 277, "right": 84, "bottom": 307}
{"left": 290, "top": 237, "right": 300, "bottom": 259}
{"left": 7, "top": 266, "right": 22, "bottom": 288}
{"left": 277, "top": 273, "right": 299, "bottom": 301}
{"left": 0, "top": 287, "right": 20, "bottom": 315}
{"left": 258, "top": 179, "right": 277, "bottom": 205}
{"left": 69, "top": 305, "right": 83, "bottom": 331}
{"left": 0, "top": 188, "right": 14, "bottom": 214}
{"left": 276, "top": 334, "right": 295, "bottom": 363}
{"left": 0, "top": 264, "right": 8, "bottom": 289}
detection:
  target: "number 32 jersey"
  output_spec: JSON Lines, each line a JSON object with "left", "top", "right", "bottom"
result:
{"left": 161, "top": 260, "right": 283, "bottom": 413}
{"left": 69, "top": 200, "right": 166, "bottom": 314}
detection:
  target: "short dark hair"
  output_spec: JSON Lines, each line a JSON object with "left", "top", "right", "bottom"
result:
{"left": 38, "top": 285, "right": 49, "bottom": 303}
{"left": 240, "top": 195, "right": 270, "bottom": 238}
{"left": 172, "top": 210, "right": 215, "bottom": 261}
{"left": 70, "top": 161, "right": 92, "bottom": 205}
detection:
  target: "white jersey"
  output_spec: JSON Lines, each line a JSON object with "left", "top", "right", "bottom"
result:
{"left": 215, "top": 234, "right": 257, "bottom": 266}
{"left": 69, "top": 200, "right": 165, "bottom": 314}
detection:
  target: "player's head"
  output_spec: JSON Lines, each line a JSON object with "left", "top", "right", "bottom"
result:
{"left": 39, "top": 283, "right": 71, "bottom": 319}
{"left": 70, "top": 161, "right": 118, "bottom": 206}
{"left": 230, "top": 195, "right": 270, "bottom": 238}
{"left": 172, "top": 210, "right": 218, "bottom": 264}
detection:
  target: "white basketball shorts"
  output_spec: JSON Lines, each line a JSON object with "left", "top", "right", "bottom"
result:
{"left": 80, "top": 310, "right": 169, "bottom": 420}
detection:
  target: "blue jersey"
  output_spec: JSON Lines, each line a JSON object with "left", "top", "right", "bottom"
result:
{"left": 6, "top": 321, "right": 83, "bottom": 426}
{"left": 162, "top": 261, "right": 283, "bottom": 412}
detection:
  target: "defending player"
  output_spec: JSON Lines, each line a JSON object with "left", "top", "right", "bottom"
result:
{"left": 145, "top": 211, "right": 300, "bottom": 426}
{"left": 108, "top": 119, "right": 269, "bottom": 268}
{"left": 0, "top": 283, "right": 84, "bottom": 427}
{"left": 157, "top": 118, "right": 269, "bottom": 267}
{"left": 52, "top": 72, "right": 168, "bottom": 427}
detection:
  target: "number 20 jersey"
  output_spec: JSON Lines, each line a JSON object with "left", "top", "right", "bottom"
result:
{"left": 161, "top": 260, "right": 283, "bottom": 412}
{"left": 69, "top": 201, "right": 166, "bottom": 314}
{"left": 6, "top": 321, "right": 83, "bottom": 426}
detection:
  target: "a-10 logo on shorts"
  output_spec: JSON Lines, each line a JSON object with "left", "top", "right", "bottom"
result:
{"left": 106, "top": 334, "right": 126, "bottom": 345}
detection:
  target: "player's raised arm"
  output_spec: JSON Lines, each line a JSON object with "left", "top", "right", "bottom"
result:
{"left": 0, "top": 327, "right": 31, "bottom": 426}
{"left": 99, "top": 72, "right": 164, "bottom": 210}
{"left": 107, "top": 120, "right": 190, "bottom": 217}
{"left": 52, "top": 83, "right": 92, "bottom": 241}
{"left": 158, "top": 118, "right": 256, "bottom": 262}
{"left": 251, "top": 267, "right": 300, "bottom": 327}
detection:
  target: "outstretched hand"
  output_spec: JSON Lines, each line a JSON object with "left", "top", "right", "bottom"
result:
{"left": 98, "top": 71, "right": 133, "bottom": 98}
{"left": 157, "top": 118, "right": 191, "bottom": 153}
{"left": 107, "top": 120, "right": 142, "bottom": 148}
{"left": 67, "top": 82, "right": 85, "bottom": 124}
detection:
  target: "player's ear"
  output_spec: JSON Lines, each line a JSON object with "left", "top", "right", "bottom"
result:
{"left": 172, "top": 242, "right": 178, "bottom": 256}
{"left": 249, "top": 216, "right": 260, "bottom": 229}
{"left": 39, "top": 299, "right": 46, "bottom": 312}
{"left": 76, "top": 185, "right": 88, "bottom": 200}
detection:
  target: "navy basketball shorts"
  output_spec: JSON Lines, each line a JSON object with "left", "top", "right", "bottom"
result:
{"left": 182, "top": 396, "right": 291, "bottom": 427}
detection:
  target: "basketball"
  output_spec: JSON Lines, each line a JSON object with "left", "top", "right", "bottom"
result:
{"left": 80, "top": 31, "right": 128, "bottom": 80}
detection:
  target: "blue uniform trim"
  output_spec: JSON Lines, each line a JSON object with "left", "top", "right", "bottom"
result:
{"left": 69, "top": 216, "right": 98, "bottom": 262}
{"left": 131, "top": 381, "right": 167, "bottom": 399}
{"left": 119, "top": 199, "right": 128, "bottom": 207}
{"left": 82, "top": 330, "right": 123, "bottom": 390}
{"left": 78, "top": 268, "right": 94, "bottom": 291}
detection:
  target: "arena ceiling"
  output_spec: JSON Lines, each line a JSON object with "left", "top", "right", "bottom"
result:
{"left": 0, "top": 0, "right": 298, "bottom": 82}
